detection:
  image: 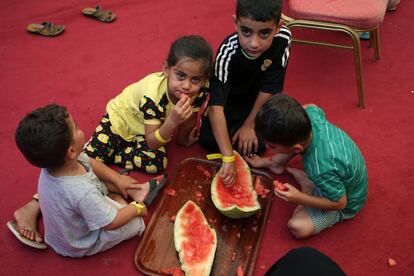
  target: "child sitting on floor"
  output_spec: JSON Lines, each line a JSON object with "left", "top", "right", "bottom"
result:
{"left": 10, "top": 104, "right": 164, "bottom": 256}
{"left": 246, "top": 94, "right": 368, "bottom": 239}
{"left": 84, "top": 35, "right": 213, "bottom": 174}
{"left": 199, "top": 0, "right": 291, "bottom": 186}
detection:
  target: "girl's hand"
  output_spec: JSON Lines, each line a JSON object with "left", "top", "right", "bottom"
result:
{"left": 115, "top": 175, "right": 143, "bottom": 198}
{"left": 220, "top": 162, "right": 237, "bottom": 186}
{"left": 186, "top": 126, "right": 199, "bottom": 146}
{"left": 231, "top": 125, "right": 259, "bottom": 156}
{"left": 273, "top": 183, "right": 302, "bottom": 203}
{"left": 169, "top": 95, "right": 192, "bottom": 125}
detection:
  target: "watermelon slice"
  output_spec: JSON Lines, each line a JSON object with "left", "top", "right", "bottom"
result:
{"left": 211, "top": 151, "right": 261, "bottom": 219}
{"left": 174, "top": 200, "right": 217, "bottom": 276}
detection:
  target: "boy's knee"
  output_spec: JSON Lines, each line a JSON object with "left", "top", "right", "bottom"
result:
{"left": 287, "top": 217, "right": 314, "bottom": 239}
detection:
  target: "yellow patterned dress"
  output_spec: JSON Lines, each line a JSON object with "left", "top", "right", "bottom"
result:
{"left": 84, "top": 72, "right": 208, "bottom": 174}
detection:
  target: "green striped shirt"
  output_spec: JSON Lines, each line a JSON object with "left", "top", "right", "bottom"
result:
{"left": 303, "top": 106, "right": 368, "bottom": 215}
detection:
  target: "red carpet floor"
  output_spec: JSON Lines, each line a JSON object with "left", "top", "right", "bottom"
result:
{"left": 1, "top": 0, "right": 413, "bottom": 275}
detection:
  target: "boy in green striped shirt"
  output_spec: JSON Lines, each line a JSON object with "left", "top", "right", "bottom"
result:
{"left": 246, "top": 94, "right": 368, "bottom": 239}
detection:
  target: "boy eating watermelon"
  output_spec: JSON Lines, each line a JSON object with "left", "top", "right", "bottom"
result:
{"left": 246, "top": 94, "right": 368, "bottom": 239}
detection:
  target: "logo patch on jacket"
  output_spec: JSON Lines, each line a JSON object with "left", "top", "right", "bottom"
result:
{"left": 261, "top": 59, "right": 272, "bottom": 71}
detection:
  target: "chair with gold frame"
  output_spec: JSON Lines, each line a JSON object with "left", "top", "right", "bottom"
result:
{"left": 282, "top": 0, "right": 388, "bottom": 108}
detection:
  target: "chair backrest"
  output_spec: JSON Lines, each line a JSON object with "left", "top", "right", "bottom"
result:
{"left": 288, "top": 0, "right": 388, "bottom": 29}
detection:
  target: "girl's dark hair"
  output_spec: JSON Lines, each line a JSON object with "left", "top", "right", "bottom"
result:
{"left": 255, "top": 94, "right": 312, "bottom": 146}
{"left": 236, "top": 0, "right": 282, "bottom": 24}
{"left": 15, "top": 104, "right": 72, "bottom": 169}
{"left": 166, "top": 35, "right": 214, "bottom": 78}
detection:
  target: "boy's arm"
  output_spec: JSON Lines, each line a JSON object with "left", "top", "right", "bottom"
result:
{"left": 275, "top": 183, "right": 347, "bottom": 211}
{"left": 232, "top": 91, "right": 273, "bottom": 156}
{"left": 103, "top": 204, "right": 147, "bottom": 230}
{"left": 89, "top": 158, "right": 141, "bottom": 197}
{"left": 208, "top": 105, "right": 237, "bottom": 185}
{"left": 90, "top": 158, "right": 123, "bottom": 184}
{"left": 279, "top": 168, "right": 348, "bottom": 210}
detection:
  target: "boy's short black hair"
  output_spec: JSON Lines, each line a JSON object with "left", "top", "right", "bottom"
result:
{"left": 255, "top": 94, "right": 312, "bottom": 146}
{"left": 166, "top": 35, "right": 214, "bottom": 78}
{"left": 15, "top": 104, "right": 72, "bottom": 169}
{"left": 236, "top": 0, "right": 282, "bottom": 24}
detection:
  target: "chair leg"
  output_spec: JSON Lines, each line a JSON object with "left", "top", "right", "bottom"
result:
{"left": 349, "top": 30, "right": 366, "bottom": 108}
{"left": 368, "top": 31, "right": 373, "bottom": 48}
{"left": 372, "top": 26, "right": 381, "bottom": 60}
{"left": 285, "top": 19, "right": 369, "bottom": 108}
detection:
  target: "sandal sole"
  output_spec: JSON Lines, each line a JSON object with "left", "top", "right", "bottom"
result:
{"left": 82, "top": 7, "right": 116, "bottom": 22}
{"left": 6, "top": 220, "right": 47, "bottom": 250}
{"left": 27, "top": 23, "right": 64, "bottom": 37}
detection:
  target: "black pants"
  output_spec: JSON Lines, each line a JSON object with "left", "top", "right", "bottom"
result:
{"left": 265, "top": 247, "right": 346, "bottom": 276}
{"left": 84, "top": 114, "right": 167, "bottom": 174}
{"left": 199, "top": 106, "right": 266, "bottom": 154}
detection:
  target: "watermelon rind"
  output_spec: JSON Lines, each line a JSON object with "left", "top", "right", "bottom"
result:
{"left": 211, "top": 151, "right": 261, "bottom": 219}
{"left": 174, "top": 200, "right": 217, "bottom": 276}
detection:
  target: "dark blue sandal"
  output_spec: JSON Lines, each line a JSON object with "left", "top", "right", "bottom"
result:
{"left": 359, "top": 32, "right": 370, "bottom": 40}
{"left": 119, "top": 168, "right": 132, "bottom": 175}
{"left": 144, "top": 173, "right": 168, "bottom": 206}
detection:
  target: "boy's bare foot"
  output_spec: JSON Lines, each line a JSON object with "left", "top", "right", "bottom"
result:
{"left": 246, "top": 153, "right": 294, "bottom": 175}
{"left": 268, "top": 164, "right": 286, "bottom": 175}
{"left": 246, "top": 154, "right": 286, "bottom": 173}
{"left": 127, "top": 174, "right": 165, "bottom": 202}
{"left": 13, "top": 199, "right": 43, "bottom": 243}
{"left": 286, "top": 167, "right": 315, "bottom": 194}
{"left": 244, "top": 154, "right": 265, "bottom": 168}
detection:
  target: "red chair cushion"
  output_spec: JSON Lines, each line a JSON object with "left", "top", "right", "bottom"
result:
{"left": 289, "top": 0, "right": 387, "bottom": 29}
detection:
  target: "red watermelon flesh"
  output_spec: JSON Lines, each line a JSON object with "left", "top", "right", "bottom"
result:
{"left": 211, "top": 151, "right": 261, "bottom": 219}
{"left": 174, "top": 200, "right": 217, "bottom": 275}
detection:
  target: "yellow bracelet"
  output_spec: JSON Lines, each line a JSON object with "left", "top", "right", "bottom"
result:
{"left": 154, "top": 129, "right": 169, "bottom": 144}
{"left": 130, "top": 201, "right": 145, "bottom": 216}
{"left": 206, "top": 153, "right": 235, "bottom": 163}
{"left": 206, "top": 153, "right": 223, "bottom": 160}
{"left": 222, "top": 155, "right": 235, "bottom": 163}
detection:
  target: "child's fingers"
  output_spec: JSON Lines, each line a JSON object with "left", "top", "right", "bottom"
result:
{"left": 177, "top": 94, "right": 191, "bottom": 107}
{"left": 180, "top": 93, "right": 190, "bottom": 101}
{"left": 273, "top": 188, "right": 284, "bottom": 198}
{"left": 274, "top": 188, "right": 289, "bottom": 201}
{"left": 175, "top": 99, "right": 191, "bottom": 115}
{"left": 181, "top": 105, "right": 193, "bottom": 120}
{"left": 238, "top": 139, "right": 248, "bottom": 156}
{"left": 120, "top": 190, "right": 128, "bottom": 198}
{"left": 246, "top": 141, "right": 253, "bottom": 156}
{"left": 128, "top": 184, "right": 144, "bottom": 190}
{"left": 128, "top": 178, "right": 139, "bottom": 185}
{"left": 189, "top": 126, "right": 198, "bottom": 138}
{"left": 174, "top": 96, "right": 185, "bottom": 108}
{"left": 253, "top": 138, "right": 259, "bottom": 154}
{"left": 241, "top": 141, "right": 248, "bottom": 156}
{"left": 230, "top": 130, "right": 238, "bottom": 145}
